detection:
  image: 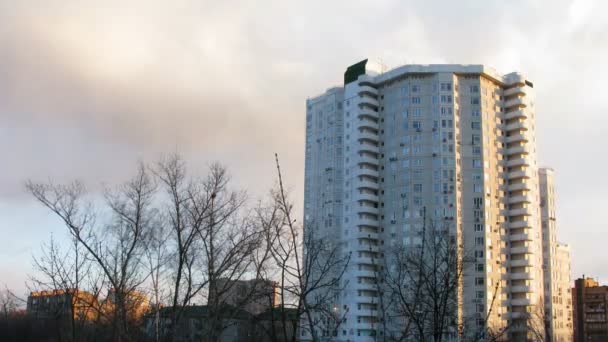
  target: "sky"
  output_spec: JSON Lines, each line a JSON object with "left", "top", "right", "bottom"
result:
{"left": 1, "top": 0, "right": 607, "bottom": 295}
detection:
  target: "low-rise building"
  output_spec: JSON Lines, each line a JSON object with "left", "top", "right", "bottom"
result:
{"left": 573, "top": 277, "right": 608, "bottom": 342}
{"left": 27, "top": 289, "right": 98, "bottom": 321}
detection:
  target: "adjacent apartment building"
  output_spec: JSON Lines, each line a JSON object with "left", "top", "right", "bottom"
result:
{"left": 573, "top": 277, "right": 608, "bottom": 342}
{"left": 304, "top": 60, "right": 570, "bottom": 341}
{"left": 539, "top": 168, "right": 573, "bottom": 341}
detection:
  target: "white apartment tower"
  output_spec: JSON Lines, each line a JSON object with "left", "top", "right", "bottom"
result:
{"left": 539, "top": 168, "right": 573, "bottom": 342}
{"left": 304, "top": 60, "right": 545, "bottom": 341}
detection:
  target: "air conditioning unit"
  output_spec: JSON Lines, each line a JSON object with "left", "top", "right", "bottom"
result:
{"left": 390, "top": 220, "right": 396, "bottom": 224}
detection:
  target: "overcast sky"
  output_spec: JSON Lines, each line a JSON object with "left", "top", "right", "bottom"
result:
{"left": 1, "top": 0, "right": 607, "bottom": 294}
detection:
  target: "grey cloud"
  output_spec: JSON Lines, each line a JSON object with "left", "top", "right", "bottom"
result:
{"left": 1, "top": 0, "right": 608, "bottom": 287}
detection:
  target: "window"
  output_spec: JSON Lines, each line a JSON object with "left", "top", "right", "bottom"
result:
{"left": 412, "top": 84, "right": 419, "bottom": 92}
{"left": 473, "top": 159, "right": 482, "bottom": 168}
{"left": 440, "top": 107, "right": 453, "bottom": 116}
{"left": 475, "top": 250, "right": 484, "bottom": 258}
{"left": 412, "top": 121, "right": 422, "bottom": 130}
{"left": 471, "top": 97, "right": 480, "bottom": 105}
{"left": 413, "top": 184, "right": 422, "bottom": 193}
{"left": 472, "top": 134, "right": 481, "bottom": 145}
{"left": 476, "top": 263, "right": 484, "bottom": 271}
{"left": 441, "top": 95, "right": 452, "bottom": 103}
{"left": 470, "top": 85, "right": 479, "bottom": 93}
{"left": 473, "top": 146, "right": 481, "bottom": 155}
{"left": 475, "top": 277, "right": 484, "bottom": 285}
{"left": 412, "top": 97, "right": 421, "bottom": 104}
{"left": 440, "top": 82, "right": 452, "bottom": 91}
{"left": 475, "top": 237, "right": 484, "bottom": 246}
{"left": 474, "top": 224, "right": 483, "bottom": 232}
{"left": 472, "top": 109, "right": 480, "bottom": 117}
{"left": 413, "top": 108, "right": 423, "bottom": 117}
{"left": 476, "top": 291, "right": 484, "bottom": 299}
{"left": 471, "top": 122, "right": 481, "bottom": 130}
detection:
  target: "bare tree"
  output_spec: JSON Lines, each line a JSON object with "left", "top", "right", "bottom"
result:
{"left": 28, "top": 234, "right": 100, "bottom": 341}
{"left": 379, "top": 215, "right": 468, "bottom": 342}
{"left": 155, "top": 155, "right": 271, "bottom": 342}
{"left": 261, "top": 154, "right": 350, "bottom": 342}
{"left": 26, "top": 163, "right": 157, "bottom": 342}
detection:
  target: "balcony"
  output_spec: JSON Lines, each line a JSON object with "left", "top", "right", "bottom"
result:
{"left": 504, "top": 134, "right": 529, "bottom": 144}
{"left": 509, "top": 258, "right": 532, "bottom": 267}
{"left": 509, "top": 233, "right": 533, "bottom": 242}
{"left": 357, "top": 244, "right": 380, "bottom": 253}
{"left": 510, "top": 246, "right": 533, "bottom": 255}
{"left": 357, "top": 118, "right": 379, "bottom": 131}
{"left": 354, "top": 192, "right": 379, "bottom": 203}
{"left": 357, "top": 154, "right": 378, "bottom": 166}
{"left": 355, "top": 230, "right": 379, "bottom": 240}
{"left": 507, "top": 182, "right": 531, "bottom": 192}
{"left": 357, "top": 131, "right": 379, "bottom": 143}
{"left": 355, "top": 268, "right": 377, "bottom": 278}
{"left": 504, "top": 110, "right": 527, "bottom": 120}
{"left": 508, "top": 207, "right": 533, "bottom": 216}
{"left": 503, "top": 145, "right": 529, "bottom": 156}
{"left": 504, "top": 97, "right": 527, "bottom": 109}
{"left": 504, "top": 86, "right": 527, "bottom": 97}
{"left": 504, "top": 158, "right": 530, "bottom": 168}
{"left": 358, "top": 109, "right": 379, "bottom": 121}
{"left": 511, "top": 285, "right": 535, "bottom": 293}
{"left": 508, "top": 195, "right": 532, "bottom": 204}
{"left": 357, "top": 205, "right": 379, "bottom": 216}
{"left": 358, "top": 96, "right": 379, "bottom": 109}
{"left": 356, "top": 218, "right": 380, "bottom": 228}
{"left": 510, "top": 272, "right": 533, "bottom": 281}
{"left": 509, "top": 220, "right": 532, "bottom": 229}
{"left": 358, "top": 167, "right": 379, "bottom": 179}
{"left": 511, "top": 298, "right": 534, "bottom": 306}
{"left": 503, "top": 121, "right": 527, "bottom": 132}
{"left": 507, "top": 169, "right": 533, "bottom": 180}
{"left": 358, "top": 85, "right": 378, "bottom": 97}
{"left": 357, "top": 143, "right": 380, "bottom": 155}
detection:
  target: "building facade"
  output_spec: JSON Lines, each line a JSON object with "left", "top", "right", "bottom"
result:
{"left": 573, "top": 277, "right": 608, "bottom": 342}
{"left": 539, "top": 168, "right": 573, "bottom": 341}
{"left": 304, "top": 60, "right": 548, "bottom": 341}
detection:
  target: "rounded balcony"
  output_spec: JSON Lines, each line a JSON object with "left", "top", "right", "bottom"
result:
{"left": 510, "top": 246, "right": 534, "bottom": 255}
{"left": 504, "top": 86, "right": 527, "bottom": 97}
{"left": 504, "top": 158, "right": 530, "bottom": 168}
{"left": 509, "top": 258, "right": 533, "bottom": 267}
{"left": 356, "top": 218, "right": 380, "bottom": 228}
{"left": 357, "top": 205, "right": 379, "bottom": 216}
{"left": 357, "top": 142, "right": 380, "bottom": 155}
{"left": 510, "top": 272, "right": 533, "bottom": 281}
{"left": 354, "top": 191, "right": 379, "bottom": 203}
{"left": 504, "top": 110, "right": 527, "bottom": 120}
{"left": 508, "top": 207, "right": 532, "bottom": 216}
{"left": 358, "top": 85, "right": 378, "bottom": 98}
{"left": 503, "top": 121, "right": 528, "bottom": 132}
{"left": 504, "top": 97, "right": 527, "bottom": 109}
{"left": 357, "top": 154, "right": 378, "bottom": 166}
{"left": 356, "top": 179, "right": 379, "bottom": 192}
{"left": 356, "top": 131, "right": 379, "bottom": 144}
{"left": 509, "top": 220, "right": 532, "bottom": 229}
{"left": 508, "top": 195, "right": 532, "bottom": 204}
{"left": 506, "top": 182, "right": 531, "bottom": 192}
{"left": 504, "top": 134, "right": 529, "bottom": 144}
{"left": 358, "top": 96, "right": 379, "bottom": 109}
{"left": 357, "top": 118, "right": 379, "bottom": 131}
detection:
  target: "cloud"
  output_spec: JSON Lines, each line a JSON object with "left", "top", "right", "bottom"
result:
{"left": 1, "top": 0, "right": 608, "bottom": 291}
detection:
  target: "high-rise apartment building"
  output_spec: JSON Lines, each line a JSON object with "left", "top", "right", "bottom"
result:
{"left": 304, "top": 60, "right": 546, "bottom": 341}
{"left": 539, "top": 168, "right": 573, "bottom": 341}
